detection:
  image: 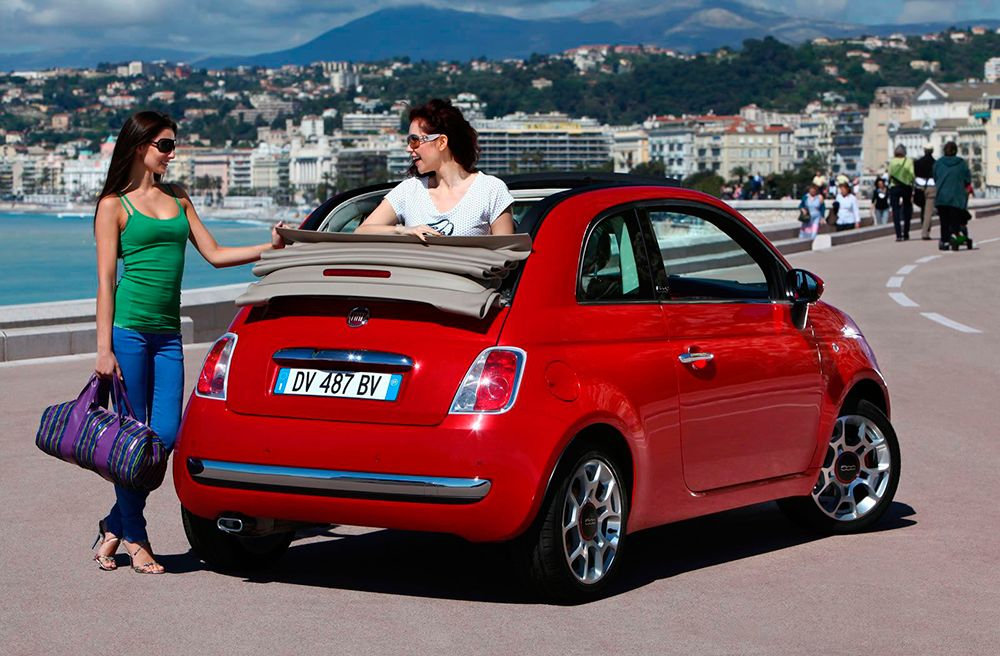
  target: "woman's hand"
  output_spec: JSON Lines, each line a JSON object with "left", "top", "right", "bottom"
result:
{"left": 271, "top": 221, "right": 289, "bottom": 249}
{"left": 95, "top": 351, "right": 121, "bottom": 380}
{"left": 397, "top": 224, "right": 442, "bottom": 243}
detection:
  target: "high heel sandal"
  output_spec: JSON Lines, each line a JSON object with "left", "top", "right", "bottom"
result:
{"left": 92, "top": 519, "right": 120, "bottom": 571}
{"left": 124, "top": 540, "right": 165, "bottom": 575}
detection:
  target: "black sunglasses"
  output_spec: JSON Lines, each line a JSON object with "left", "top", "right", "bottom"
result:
{"left": 150, "top": 138, "right": 176, "bottom": 154}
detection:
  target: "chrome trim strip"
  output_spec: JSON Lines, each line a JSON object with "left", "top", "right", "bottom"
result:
{"left": 189, "top": 458, "right": 490, "bottom": 503}
{"left": 273, "top": 348, "right": 413, "bottom": 369}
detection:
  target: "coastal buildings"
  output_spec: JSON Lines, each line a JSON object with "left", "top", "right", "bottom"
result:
{"left": 472, "top": 113, "right": 613, "bottom": 174}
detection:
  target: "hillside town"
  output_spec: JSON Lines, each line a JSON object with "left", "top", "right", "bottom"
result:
{"left": 3, "top": 28, "right": 1000, "bottom": 209}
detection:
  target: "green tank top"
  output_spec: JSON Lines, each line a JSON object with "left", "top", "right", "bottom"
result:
{"left": 113, "top": 187, "right": 189, "bottom": 333}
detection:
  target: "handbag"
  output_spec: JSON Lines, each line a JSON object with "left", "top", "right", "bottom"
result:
{"left": 825, "top": 201, "right": 839, "bottom": 227}
{"left": 913, "top": 187, "right": 925, "bottom": 209}
{"left": 798, "top": 207, "right": 811, "bottom": 224}
{"left": 35, "top": 374, "right": 169, "bottom": 491}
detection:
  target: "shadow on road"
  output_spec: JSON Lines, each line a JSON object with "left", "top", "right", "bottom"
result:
{"left": 183, "top": 500, "right": 915, "bottom": 604}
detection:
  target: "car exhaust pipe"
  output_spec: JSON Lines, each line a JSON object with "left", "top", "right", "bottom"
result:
{"left": 217, "top": 516, "right": 251, "bottom": 534}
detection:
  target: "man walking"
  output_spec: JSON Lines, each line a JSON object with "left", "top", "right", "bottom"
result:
{"left": 914, "top": 143, "right": 936, "bottom": 240}
{"left": 888, "top": 145, "right": 915, "bottom": 241}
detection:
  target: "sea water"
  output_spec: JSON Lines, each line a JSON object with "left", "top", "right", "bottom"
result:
{"left": 0, "top": 212, "right": 275, "bottom": 306}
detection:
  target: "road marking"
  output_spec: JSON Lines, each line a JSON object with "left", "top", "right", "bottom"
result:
{"left": 915, "top": 255, "right": 942, "bottom": 263}
{"left": 896, "top": 264, "right": 917, "bottom": 275}
{"left": 920, "top": 313, "right": 982, "bottom": 334}
{"left": 889, "top": 293, "right": 919, "bottom": 307}
{"left": 979, "top": 237, "right": 1000, "bottom": 245}
{"left": 886, "top": 276, "right": 904, "bottom": 288}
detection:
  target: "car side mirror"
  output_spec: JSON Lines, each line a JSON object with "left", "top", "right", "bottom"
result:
{"left": 788, "top": 269, "right": 824, "bottom": 304}
{"left": 788, "top": 269, "right": 823, "bottom": 330}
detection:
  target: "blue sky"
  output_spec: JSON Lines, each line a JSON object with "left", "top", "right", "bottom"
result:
{"left": 1, "top": 0, "right": 998, "bottom": 54}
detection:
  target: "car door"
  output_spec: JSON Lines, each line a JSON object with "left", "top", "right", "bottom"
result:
{"left": 640, "top": 202, "right": 824, "bottom": 492}
{"left": 571, "top": 207, "right": 679, "bottom": 491}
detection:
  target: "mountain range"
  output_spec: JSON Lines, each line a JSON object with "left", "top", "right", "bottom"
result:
{"left": 2, "top": 1, "right": 999, "bottom": 71}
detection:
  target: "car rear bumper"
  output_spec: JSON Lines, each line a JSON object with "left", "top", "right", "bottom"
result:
{"left": 186, "top": 457, "right": 492, "bottom": 504}
{"left": 173, "top": 397, "right": 561, "bottom": 542}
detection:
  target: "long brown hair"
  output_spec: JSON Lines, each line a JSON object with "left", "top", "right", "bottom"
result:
{"left": 96, "top": 111, "right": 177, "bottom": 205}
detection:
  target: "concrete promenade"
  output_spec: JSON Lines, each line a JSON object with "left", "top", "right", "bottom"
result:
{"left": 1, "top": 208, "right": 998, "bottom": 655}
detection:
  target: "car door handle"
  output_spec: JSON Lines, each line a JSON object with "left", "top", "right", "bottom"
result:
{"left": 678, "top": 351, "right": 714, "bottom": 365}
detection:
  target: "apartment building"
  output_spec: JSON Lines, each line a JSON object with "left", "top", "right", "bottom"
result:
{"left": 831, "top": 109, "right": 867, "bottom": 179}
{"left": 472, "top": 113, "right": 613, "bottom": 174}
{"left": 985, "top": 97, "right": 1000, "bottom": 197}
{"left": 342, "top": 112, "right": 400, "bottom": 134}
{"left": 862, "top": 86, "right": 914, "bottom": 173}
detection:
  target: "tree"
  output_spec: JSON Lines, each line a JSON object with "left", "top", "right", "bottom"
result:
{"left": 682, "top": 170, "right": 725, "bottom": 197}
{"left": 630, "top": 160, "right": 666, "bottom": 178}
{"left": 730, "top": 166, "right": 748, "bottom": 184}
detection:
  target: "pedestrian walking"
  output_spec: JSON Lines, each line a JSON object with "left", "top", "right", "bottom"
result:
{"left": 91, "top": 111, "right": 288, "bottom": 573}
{"left": 914, "top": 143, "right": 936, "bottom": 240}
{"left": 888, "top": 145, "right": 915, "bottom": 241}
{"left": 871, "top": 177, "right": 890, "bottom": 225}
{"left": 833, "top": 181, "right": 860, "bottom": 231}
{"left": 933, "top": 141, "right": 973, "bottom": 251}
{"left": 798, "top": 183, "right": 826, "bottom": 240}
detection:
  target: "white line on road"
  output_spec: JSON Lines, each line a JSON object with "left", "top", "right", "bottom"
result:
{"left": 896, "top": 264, "right": 918, "bottom": 275}
{"left": 886, "top": 276, "right": 905, "bottom": 288}
{"left": 920, "top": 313, "right": 982, "bottom": 334}
{"left": 979, "top": 237, "right": 1000, "bottom": 245}
{"left": 889, "top": 292, "right": 919, "bottom": 307}
{"left": 915, "top": 255, "right": 942, "bottom": 263}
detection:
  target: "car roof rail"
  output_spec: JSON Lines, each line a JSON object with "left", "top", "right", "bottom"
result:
{"left": 501, "top": 171, "right": 681, "bottom": 190}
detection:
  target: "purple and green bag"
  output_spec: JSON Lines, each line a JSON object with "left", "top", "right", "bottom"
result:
{"left": 35, "top": 375, "right": 168, "bottom": 491}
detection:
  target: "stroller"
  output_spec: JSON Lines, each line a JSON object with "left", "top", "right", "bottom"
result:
{"left": 949, "top": 208, "right": 973, "bottom": 250}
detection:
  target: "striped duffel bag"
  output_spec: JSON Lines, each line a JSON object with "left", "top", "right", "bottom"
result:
{"left": 35, "top": 374, "right": 168, "bottom": 491}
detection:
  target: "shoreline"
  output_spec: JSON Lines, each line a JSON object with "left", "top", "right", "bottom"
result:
{"left": 0, "top": 202, "right": 310, "bottom": 224}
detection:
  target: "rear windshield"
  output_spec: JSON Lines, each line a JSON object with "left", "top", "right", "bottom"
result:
{"left": 316, "top": 189, "right": 542, "bottom": 234}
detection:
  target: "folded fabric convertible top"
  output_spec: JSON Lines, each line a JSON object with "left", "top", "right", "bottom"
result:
{"left": 236, "top": 231, "right": 532, "bottom": 318}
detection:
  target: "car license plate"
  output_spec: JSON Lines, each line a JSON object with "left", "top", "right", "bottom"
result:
{"left": 274, "top": 367, "right": 402, "bottom": 401}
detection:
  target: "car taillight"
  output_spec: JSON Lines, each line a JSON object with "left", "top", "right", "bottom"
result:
{"left": 195, "top": 333, "right": 237, "bottom": 400}
{"left": 450, "top": 347, "right": 526, "bottom": 414}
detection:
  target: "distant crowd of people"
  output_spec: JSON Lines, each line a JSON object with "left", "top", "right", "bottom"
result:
{"left": 796, "top": 142, "right": 972, "bottom": 250}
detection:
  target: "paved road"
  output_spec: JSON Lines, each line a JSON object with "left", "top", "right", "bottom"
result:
{"left": 2, "top": 220, "right": 998, "bottom": 655}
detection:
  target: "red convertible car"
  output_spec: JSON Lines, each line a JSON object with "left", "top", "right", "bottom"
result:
{"left": 174, "top": 173, "right": 900, "bottom": 601}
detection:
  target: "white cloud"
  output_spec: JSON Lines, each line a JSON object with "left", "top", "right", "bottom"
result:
{"left": 899, "top": 0, "right": 952, "bottom": 23}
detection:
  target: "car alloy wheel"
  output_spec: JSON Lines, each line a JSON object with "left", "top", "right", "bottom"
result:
{"left": 812, "top": 413, "right": 893, "bottom": 522}
{"left": 562, "top": 457, "right": 624, "bottom": 585}
{"left": 778, "top": 400, "right": 900, "bottom": 533}
{"left": 522, "top": 447, "right": 629, "bottom": 602}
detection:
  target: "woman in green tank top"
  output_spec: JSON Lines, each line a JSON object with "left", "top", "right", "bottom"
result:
{"left": 91, "top": 111, "right": 288, "bottom": 574}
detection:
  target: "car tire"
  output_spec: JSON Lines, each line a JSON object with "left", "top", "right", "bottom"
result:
{"left": 181, "top": 506, "right": 293, "bottom": 571}
{"left": 779, "top": 400, "right": 901, "bottom": 534}
{"left": 521, "top": 448, "right": 629, "bottom": 603}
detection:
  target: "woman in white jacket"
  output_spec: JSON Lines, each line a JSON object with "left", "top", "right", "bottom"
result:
{"left": 834, "top": 181, "right": 860, "bottom": 231}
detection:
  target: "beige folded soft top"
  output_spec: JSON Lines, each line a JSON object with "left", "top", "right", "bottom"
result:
{"left": 235, "top": 229, "right": 532, "bottom": 319}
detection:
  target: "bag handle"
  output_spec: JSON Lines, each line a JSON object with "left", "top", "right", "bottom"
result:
{"left": 109, "top": 375, "right": 138, "bottom": 419}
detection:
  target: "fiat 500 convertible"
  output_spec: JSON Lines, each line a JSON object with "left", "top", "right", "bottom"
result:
{"left": 174, "top": 173, "right": 900, "bottom": 602}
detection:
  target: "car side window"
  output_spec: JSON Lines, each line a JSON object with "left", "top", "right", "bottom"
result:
{"left": 645, "top": 208, "right": 771, "bottom": 301}
{"left": 579, "top": 210, "right": 654, "bottom": 302}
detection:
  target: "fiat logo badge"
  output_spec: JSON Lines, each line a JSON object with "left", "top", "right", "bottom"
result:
{"left": 347, "top": 307, "right": 370, "bottom": 328}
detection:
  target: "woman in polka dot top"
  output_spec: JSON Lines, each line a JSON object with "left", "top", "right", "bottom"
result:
{"left": 357, "top": 98, "right": 515, "bottom": 241}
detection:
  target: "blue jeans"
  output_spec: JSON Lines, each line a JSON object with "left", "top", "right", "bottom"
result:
{"left": 104, "top": 326, "right": 184, "bottom": 543}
